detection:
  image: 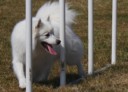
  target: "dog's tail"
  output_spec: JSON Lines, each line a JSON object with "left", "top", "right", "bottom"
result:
{"left": 36, "top": 1, "right": 77, "bottom": 27}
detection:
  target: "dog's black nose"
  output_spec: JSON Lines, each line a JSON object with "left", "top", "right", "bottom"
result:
{"left": 57, "top": 40, "right": 61, "bottom": 45}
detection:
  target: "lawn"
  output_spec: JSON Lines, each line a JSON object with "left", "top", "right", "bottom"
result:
{"left": 0, "top": 0, "right": 128, "bottom": 92}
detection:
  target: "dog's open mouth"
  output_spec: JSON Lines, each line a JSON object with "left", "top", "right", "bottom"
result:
{"left": 41, "top": 42, "right": 57, "bottom": 55}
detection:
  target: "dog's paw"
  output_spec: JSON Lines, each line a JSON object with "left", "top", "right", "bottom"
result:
{"left": 19, "top": 79, "right": 26, "bottom": 89}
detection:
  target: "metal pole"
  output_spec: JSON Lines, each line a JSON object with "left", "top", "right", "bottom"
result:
{"left": 26, "top": 0, "right": 32, "bottom": 92}
{"left": 112, "top": 0, "right": 117, "bottom": 65}
{"left": 88, "top": 0, "right": 94, "bottom": 75}
{"left": 59, "top": 0, "right": 66, "bottom": 86}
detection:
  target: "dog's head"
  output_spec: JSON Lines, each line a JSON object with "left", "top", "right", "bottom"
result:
{"left": 33, "top": 18, "right": 61, "bottom": 55}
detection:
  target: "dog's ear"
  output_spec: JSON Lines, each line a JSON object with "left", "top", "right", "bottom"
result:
{"left": 36, "top": 19, "right": 43, "bottom": 28}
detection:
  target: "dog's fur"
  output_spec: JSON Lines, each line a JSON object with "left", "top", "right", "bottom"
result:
{"left": 11, "top": 2, "right": 84, "bottom": 89}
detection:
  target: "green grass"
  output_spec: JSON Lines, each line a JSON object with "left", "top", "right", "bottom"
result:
{"left": 0, "top": 0, "right": 128, "bottom": 91}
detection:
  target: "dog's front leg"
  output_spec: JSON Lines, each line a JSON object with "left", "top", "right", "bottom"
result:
{"left": 12, "top": 59, "right": 26, "bottom": 89}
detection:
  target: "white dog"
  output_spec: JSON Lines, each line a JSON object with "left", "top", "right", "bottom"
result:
{"left": 11, "top": 2, "right": 84, "bottom": 89}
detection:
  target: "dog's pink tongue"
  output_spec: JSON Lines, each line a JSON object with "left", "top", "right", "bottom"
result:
{"left": 47, "top": 45, "right": 57, "bottom": 55}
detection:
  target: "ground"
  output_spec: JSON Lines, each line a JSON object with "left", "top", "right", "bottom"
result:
{"left": 0, "top": 0, "right": 128, "bottom": 92}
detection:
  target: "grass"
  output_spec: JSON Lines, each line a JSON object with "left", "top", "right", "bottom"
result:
{"left": 0, "top": 0, "right": 128, "bottom": 91}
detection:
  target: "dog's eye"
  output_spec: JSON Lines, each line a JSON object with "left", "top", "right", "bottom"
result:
{"left": 45, "top": 33, "right": 50, "bottom": 37}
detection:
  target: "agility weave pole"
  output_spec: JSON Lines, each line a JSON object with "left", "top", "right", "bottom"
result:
{"left": 26, "top": 0, "right": 32, "bottom": 92}
{"left": 62, "top": 0, "right": 117, "bottom": 85}
{"left": 88, "top": 0, "right": 94, "bottom": 75}
{"left": 25, "top": 0, "right": 117, "bottom": 91}
{"left": 88, "top": 0, "right": 117, "bottom": 75}
{"left": 112, "top": 0, "right": 117, "bottom": 65}
{"left": 25, "top": 0, "right": 66, "bottom": 91}
{"left": 59, "top": 0, "right": 66, "bottom": 86}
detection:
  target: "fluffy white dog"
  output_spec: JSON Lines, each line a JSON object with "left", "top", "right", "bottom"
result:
{"left": 11, "top": 2, "right": 84, "bottom": 89}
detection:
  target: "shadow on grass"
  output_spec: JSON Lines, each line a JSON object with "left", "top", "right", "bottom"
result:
{"left": 35, "top": 73, "right": 82, "bottom": 88}
{"left": 34, "top": 63, "right": 128, "bottom": 88}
